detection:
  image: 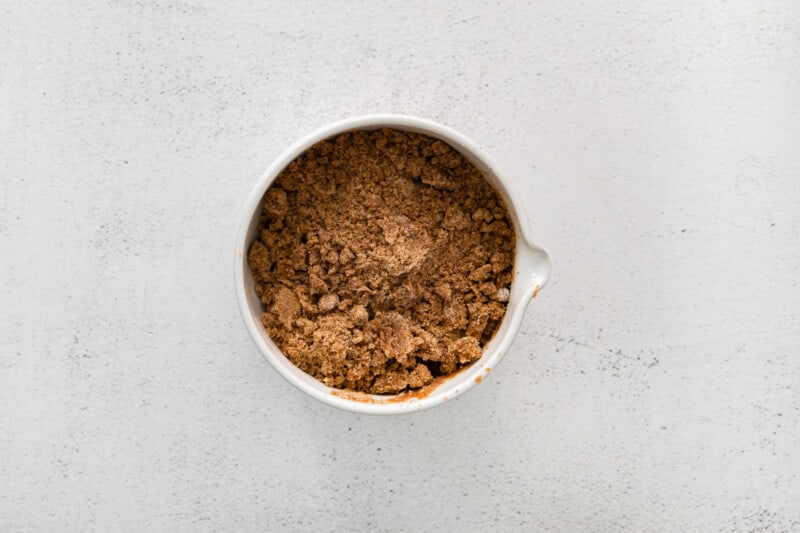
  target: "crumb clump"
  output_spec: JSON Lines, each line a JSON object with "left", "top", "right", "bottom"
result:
{"left": 248, "top": 128, "right": 515, "bottom": 394}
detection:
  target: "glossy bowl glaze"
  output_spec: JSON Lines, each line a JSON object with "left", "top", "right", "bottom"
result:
{"left": 235, "top": 114, "right": 550, "bottom": 414}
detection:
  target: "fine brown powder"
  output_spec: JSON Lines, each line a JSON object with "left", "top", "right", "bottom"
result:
{"left": 248, "top": 128, "right": 515, "bottom": 394}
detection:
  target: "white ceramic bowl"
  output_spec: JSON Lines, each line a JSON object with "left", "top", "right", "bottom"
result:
{"left": 235, "top": 114, "right": 550, "bottom": 414}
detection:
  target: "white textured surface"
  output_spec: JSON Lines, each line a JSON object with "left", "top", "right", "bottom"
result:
{"left": 1, "top": 1, "right": 799, "bottom": 531}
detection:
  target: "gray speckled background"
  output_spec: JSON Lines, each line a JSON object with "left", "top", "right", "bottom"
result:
{"left": 2, "top": 1, "right": 799, "bottom": 531}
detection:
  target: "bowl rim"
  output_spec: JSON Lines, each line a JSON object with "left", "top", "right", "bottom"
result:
{"left": 234, "top": 114, "right": 550, "bottom": 414}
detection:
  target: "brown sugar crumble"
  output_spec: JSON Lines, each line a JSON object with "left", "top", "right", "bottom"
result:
{"left": 248, "top": 128, "right": 515, "bottom": 394}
